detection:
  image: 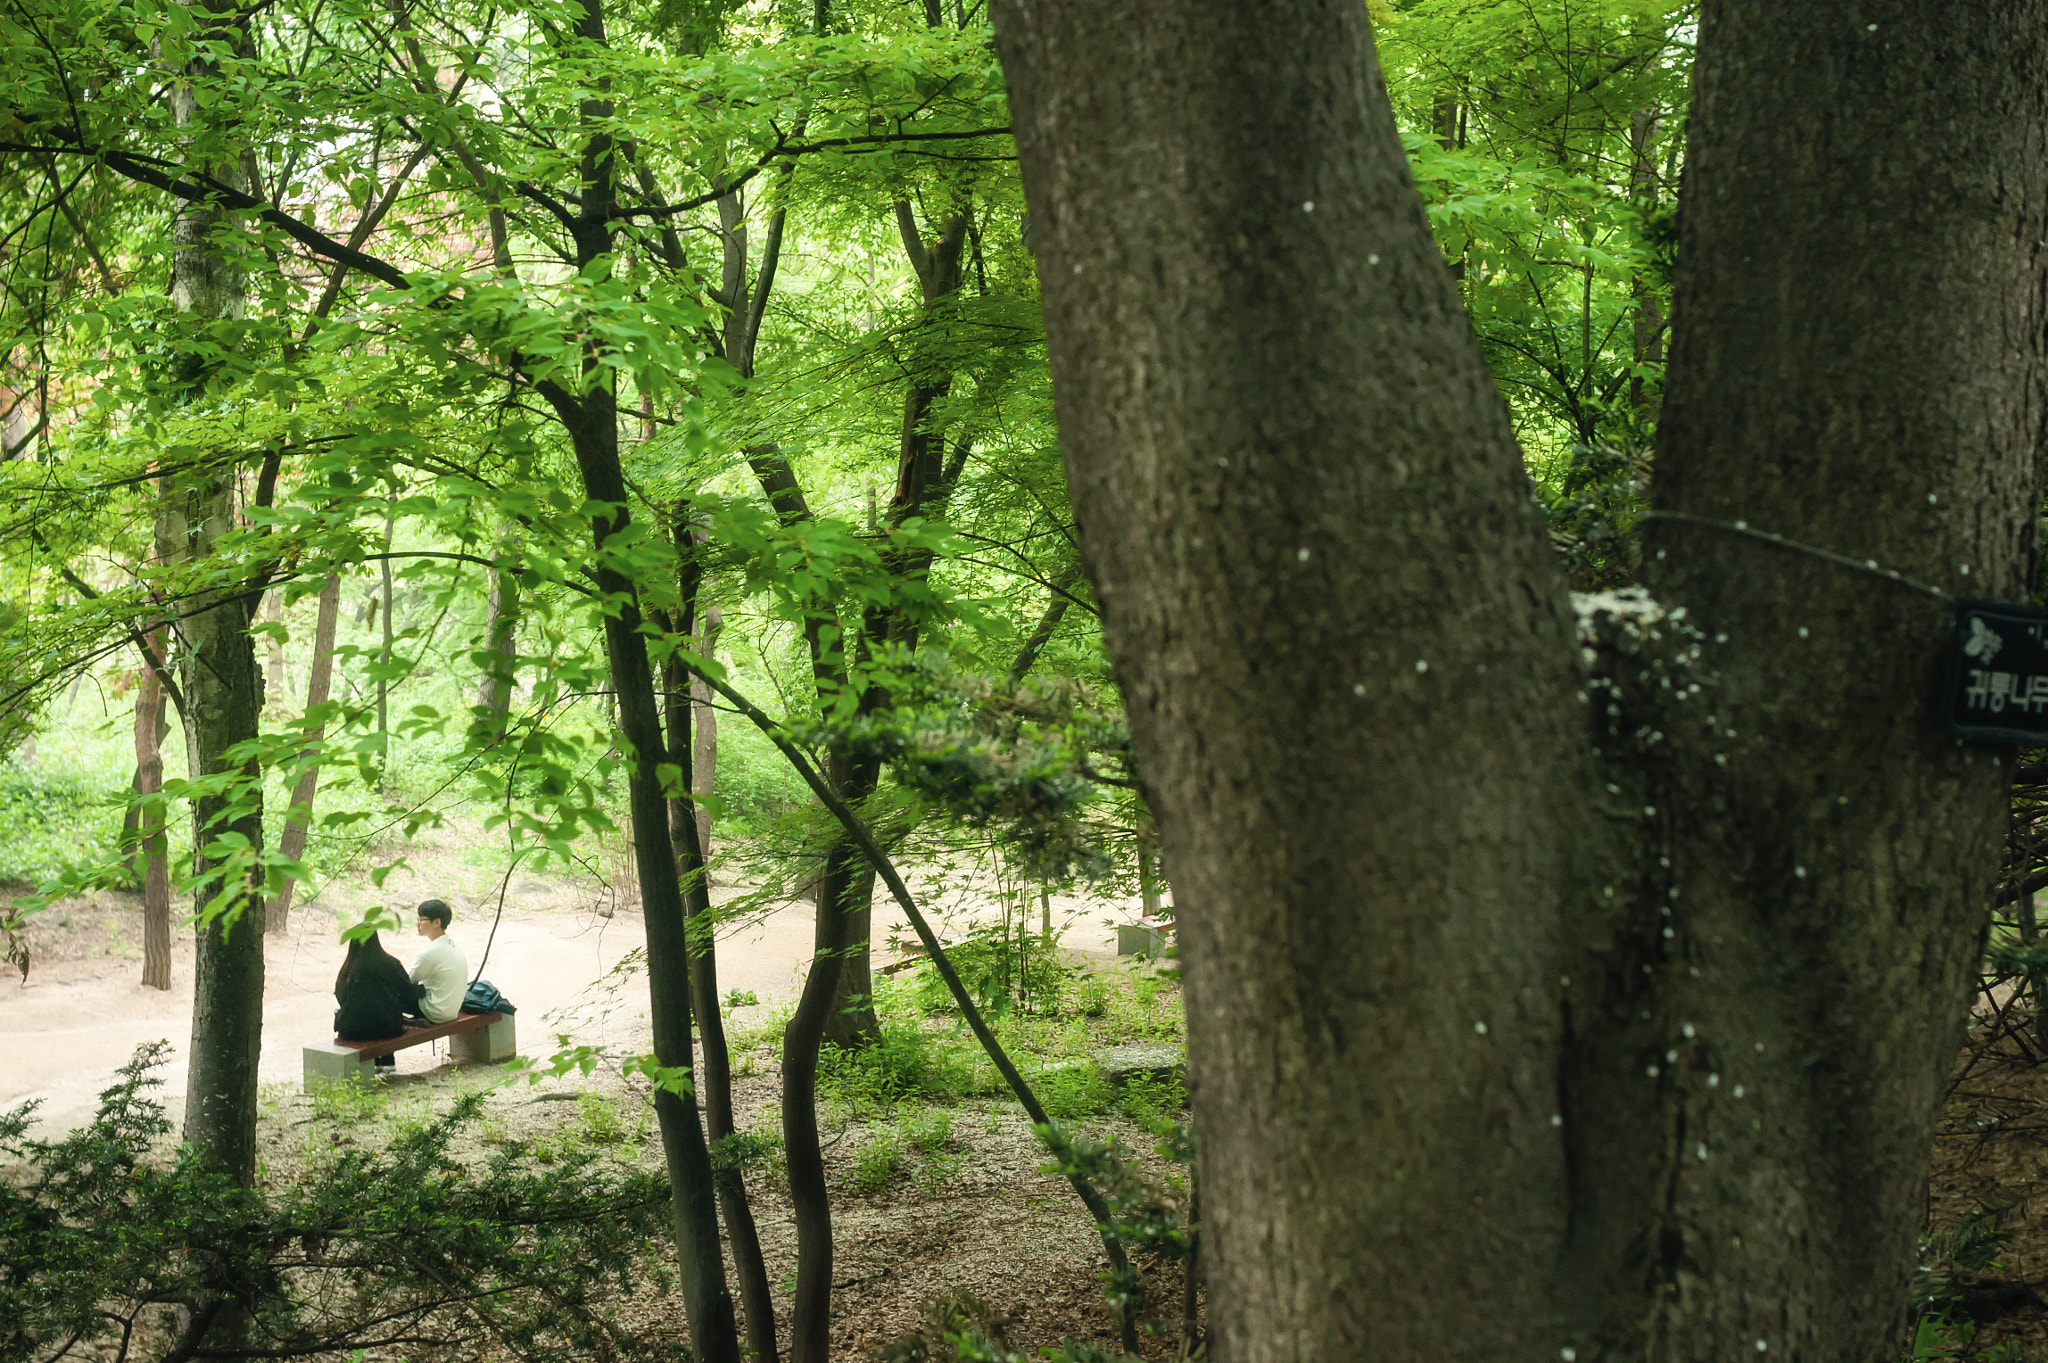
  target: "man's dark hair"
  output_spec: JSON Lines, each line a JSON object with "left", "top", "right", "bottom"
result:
{"left": 417, "top": 899, "right": 453, "bottom": 928}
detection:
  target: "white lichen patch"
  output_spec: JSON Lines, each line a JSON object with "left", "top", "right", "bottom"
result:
{"left": 1571, "top": 586, "right": 1672, "bottom": 642}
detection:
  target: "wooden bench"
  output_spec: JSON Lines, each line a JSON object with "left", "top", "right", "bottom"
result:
{"left": 302, "top": 1010, "right": 517, "bottom": 1090}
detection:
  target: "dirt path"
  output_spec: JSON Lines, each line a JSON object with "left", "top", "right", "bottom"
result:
{"left": 1, "top": 848, "right": 1142, "bottom": 1136}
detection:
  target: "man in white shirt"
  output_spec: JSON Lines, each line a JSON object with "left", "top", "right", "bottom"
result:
{"left": 408, "top": 899, "right": 469, "bottom": 1025}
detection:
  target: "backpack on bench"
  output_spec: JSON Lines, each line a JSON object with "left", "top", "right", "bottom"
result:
{"left": 463, "top": 979, "right": 517, "bottom": 1015}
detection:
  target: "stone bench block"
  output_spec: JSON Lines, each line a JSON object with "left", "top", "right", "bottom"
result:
{"left": 450, "top": 1012, "right": 517, "bottom": 1064}
{"left": 303, "top": 1042, "right": 375, "bottom": 1092}
{"left": 1097, "top": 1043, "right": 1186, "bottom": 1092}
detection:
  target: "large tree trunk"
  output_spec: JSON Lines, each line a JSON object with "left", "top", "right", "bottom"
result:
{"left": 134, "top": 628, "right": 171, "bottom": 989}
{"left": 1569, "top": 3, "right": 2048, "bottom": 1354}
{"left": 993, "top": 0, "right": 2048, "bottom": 1358}
{"left": 992, "top": 5, "right": 1585, "bottom": 1355}
{"left": 165, "top": 32, "right": 266, "bottom": 1183}
{"left": 270, "top": 572, "right": 341, "bottom": 934}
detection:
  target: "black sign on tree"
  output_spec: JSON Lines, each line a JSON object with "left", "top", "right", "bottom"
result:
{"left": 1940, "top": 599, "right": 2048, "bottom": 743}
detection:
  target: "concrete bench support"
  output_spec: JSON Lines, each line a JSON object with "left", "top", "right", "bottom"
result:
{"left": 303, "top": 1042, "right": 375, "bottom": 1091}
{"left": 1117, "top": 924, "right": 1168, "bottom": 959}
{"left": 449, "top": 1012, "right": 517, "bottom": 1064}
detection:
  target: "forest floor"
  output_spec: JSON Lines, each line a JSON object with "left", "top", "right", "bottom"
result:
{"left": 1922, "top": 1031, "right": 2048, "bottom": 1360}
{"left": 1, "top": 829, "right": 1194, "bottom": 1362}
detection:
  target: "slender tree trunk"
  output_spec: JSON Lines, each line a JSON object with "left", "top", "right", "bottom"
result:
{"left": 692, "top": 601, "right": 721, "bottom": 871}
{"left": 823, "top": 203, "right": 975, "bottom": 1051}
{"left": 270, "top": 573, "right": 340, "bottom": 933}
{"left": 1627, "top": 103, "right": 1664, "bottom": 421}
{"left": 262, "top": 589, "right": 285, "bottom": 707}
{"left": 175, "top": 464, "right": 266, "bottom": 1184}
{"left": 476, "top": 532, "right": 518, "bottom": 735}
{"left": 781, "top": 793, "right": 876, "bottom": 1363}
{"left": 1005, "top": 569, "right": 1078, "bottom": 687}
{"left": 994, "top": 0, "right": 2048, "bottom": 1358}
{"left": 661, "top": 542, "right": 777, "bottom": 1363}
{"left": 135, "top": 628, "right": 171, "bottom": 990}
{"left": 377, "top": 498, "right": 394, "bottom": 754}
{"left": 559, "top": 388, "right": 738, "bottom": 1363}
{"left": 530, "top": 3, "right": 738, "bottom": 1349}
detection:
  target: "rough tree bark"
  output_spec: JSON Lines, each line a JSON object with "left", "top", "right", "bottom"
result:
{"left": 165, "top": 8, "right": 266, "bottom": 1182}
{"left": 270, "top": 572, "right": 340, "bottom": 934}
{"left": 1570, "top": 4, "right": 2048, "bottom": 1354}
{"left": 991, "top": 0, "right": 2048, "bottom": 1357}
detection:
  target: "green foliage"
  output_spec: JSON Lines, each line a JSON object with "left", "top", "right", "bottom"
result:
{"left": 0, "top": 1045, "right": 678, "bottom": 1363}
{"left": 1116, "top": 1072, "right": 1187, "bottom": 1127}
{"left": 1031, "top": 1065, "right": 1112, "bottom": 1122}
{"left": 0, "top": 750, "right": 130, "bottom": 888}
{"left": 1381, "top": 0, "right": 1692, "bottom": 456}
{"left": 846, "top": 1129, "right": 906, "bottom": 1196}
{"left": 911, "top": 917, "right": 1076, "bottom": 1021}
{"left": 307, "top": 1070, "right": 388, "bottom": 1125}
{"left": 819, "top": 1023, "right": 980, "bottom": 1111}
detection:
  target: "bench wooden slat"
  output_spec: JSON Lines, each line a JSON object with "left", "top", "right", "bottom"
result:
{"left": 333, "top": 1011, "right": 503, "bottom": 1060}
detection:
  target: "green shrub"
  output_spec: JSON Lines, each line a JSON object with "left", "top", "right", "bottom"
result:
{"left": 309, "top": 1071, "right": 387, "bottom": 1125}
{"left": 819, "top": 1026, "right": 977, "bottom": 1110}
{"left": 2, "top": 1045, "right": 675, "bottom": 1363}
{"left": 1118, "top": 1072, "right": 1187, "bottom": 1125}
{"left": 911, "top": 919, "right": 1074, "bottom": 1019}
{"left": 575, "top": 1091, "right": 628, "bottom": 1145}
{"left": 0, "top": 752, "right": 130, "bottom": 888}
{"left": 1033, "top": 1064, "right": 1111, "bottom": 1121}
{"left": 900, "top": 1108, "right": 953, "bottom": 1157}
{"left": 713, "top": 718, "right": 812, "bottom": 831}
{"left": 1074, "top": 973, "right": 1112, "bottom": 1018}
{"left": 847, "top": 1129, "right": 905, "bottom": 1195}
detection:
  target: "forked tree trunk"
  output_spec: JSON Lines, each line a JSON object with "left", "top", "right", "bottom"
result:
{"left": 1571, "top": 4, "right": 2048, "bottom": 1353}
{"left": 661, "top": 548, "right": 776, "bottom": 1363}
{"left": 270, "top": 573, "right": 341, "bottom": 934}
{"left": 992, "top": 0, "right": 2048, "bottom": 1357}
{"left": 529, "top": 2, "right": 738, "bottom": 1347}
